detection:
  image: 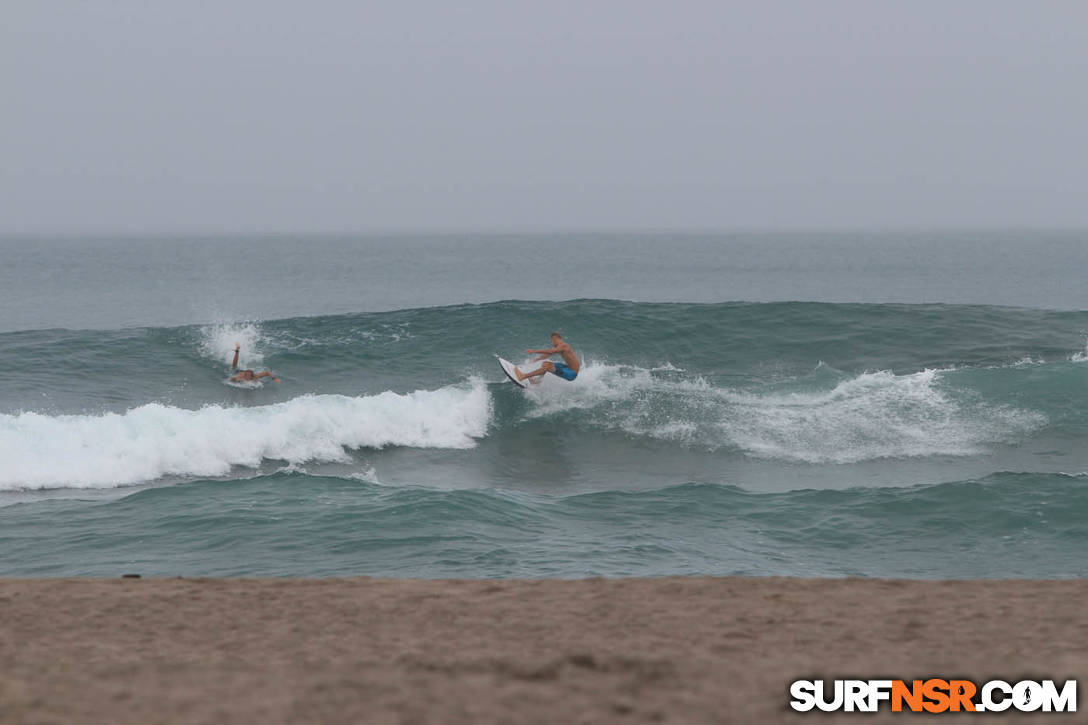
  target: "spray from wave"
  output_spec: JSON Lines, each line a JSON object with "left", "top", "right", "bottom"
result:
{"left": 717, "top": 369, "right": 1043, "bottom": 463}
{"left": 520, "top": 362, "right": 1046, "bottom": 464}
{"left": 0, "top": 381, "right": 491, "bottom": 490}
{"left": 198, "top": 321, "right": 266, "bottom": 368}
{"left": 1072, "top": 338, "right": 1088, "bottom": 362}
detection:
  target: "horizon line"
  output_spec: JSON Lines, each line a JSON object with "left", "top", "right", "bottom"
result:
{"left": 2, "top": 225, "right": 1087, "bottom": 239}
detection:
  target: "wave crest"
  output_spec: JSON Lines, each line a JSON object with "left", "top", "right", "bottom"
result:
{"left": 0, "top": 381, "right": 491, "bottom": 490}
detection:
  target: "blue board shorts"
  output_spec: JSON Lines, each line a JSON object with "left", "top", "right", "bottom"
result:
{"left": 551, "top": 362, "right": 578, "bottom": 381}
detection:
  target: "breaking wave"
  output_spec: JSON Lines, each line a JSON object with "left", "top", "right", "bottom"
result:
{"left": 0, "top": 381, "right": 491, "bottom": 490}
{"left": 519, "top": 362, "right": 1045, "bottom": 463}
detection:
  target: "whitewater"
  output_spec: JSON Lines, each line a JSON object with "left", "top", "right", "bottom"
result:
{"left": 0, "top": 383, "right": 491, "bottom": 489}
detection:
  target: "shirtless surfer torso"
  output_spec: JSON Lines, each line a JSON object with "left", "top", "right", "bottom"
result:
{"left": 517, "top": 332, "right": 580, "bottom": 382}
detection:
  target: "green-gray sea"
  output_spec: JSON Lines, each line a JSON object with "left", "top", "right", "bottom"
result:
{"left": 2, "top": 233, "right": 1086, "bottom": 578}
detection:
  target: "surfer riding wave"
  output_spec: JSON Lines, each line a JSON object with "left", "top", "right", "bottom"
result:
{"left": 517, "top": 332, "right": 580, "bottom": 383}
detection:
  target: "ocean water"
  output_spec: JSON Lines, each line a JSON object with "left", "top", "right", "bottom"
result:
{"left": 1, "top": 232, "right": 1087, "bottom": 578}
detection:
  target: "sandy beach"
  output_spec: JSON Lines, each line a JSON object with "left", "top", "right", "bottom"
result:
{"left": 1, "top": 576, "right": 1084, "bottom": 723}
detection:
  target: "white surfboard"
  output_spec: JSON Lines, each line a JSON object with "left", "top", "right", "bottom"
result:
{"left": 497, "top": 357, "right": 530, "bottom": 388}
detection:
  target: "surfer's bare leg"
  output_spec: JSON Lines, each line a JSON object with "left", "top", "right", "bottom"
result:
{"left": 517, "top": 362, "right": 553, "bottom": 381}
{"left": 253, "top": 371, "right": 280, "bottom": 382}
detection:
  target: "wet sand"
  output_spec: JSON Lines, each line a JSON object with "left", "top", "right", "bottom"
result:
{"left": 2, "top": 577, "right": 1085, "bottom": 723}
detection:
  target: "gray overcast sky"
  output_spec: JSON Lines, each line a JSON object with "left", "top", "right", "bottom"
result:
{"left": 2, "top": 1, "right": 1086, "bottom": 233}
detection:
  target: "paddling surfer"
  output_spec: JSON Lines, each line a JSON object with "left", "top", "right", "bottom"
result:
{"left": 230, "top": 343, "right": 279, "bottom": 383}
{"left": 518, "top": 332, "right": 580, "bottom": 383}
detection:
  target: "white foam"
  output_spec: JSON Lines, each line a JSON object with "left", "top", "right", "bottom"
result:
{"left": 199, "top": 321, "right": 265, "bottom": 367}
{"left": 0, "top": 381, "right": 491, "bottom": 490}
{"left": 348, "top": 466, "right": 382, "bottom": 484}
{"left": 520, "top": 362, "right": 1045, "bottom": 464}
{"left": 521, "top": 361, "right": 658, "bottom": 414}
{"left": 1010, "top": 356, "right": 1044, "bottom": 367}
{"left": 225, "top": 379, "right": 265, "bottom": 389}
{"left": 718, "top": 369, "right": 1044, "bottom": 464}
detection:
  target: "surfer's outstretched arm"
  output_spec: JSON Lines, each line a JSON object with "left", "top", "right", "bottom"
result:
{"left": 254, "top": 371, "right": 280, "bottom": 382}
{"left": 231, "top": 344, "right": 240, "bottom": 370}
